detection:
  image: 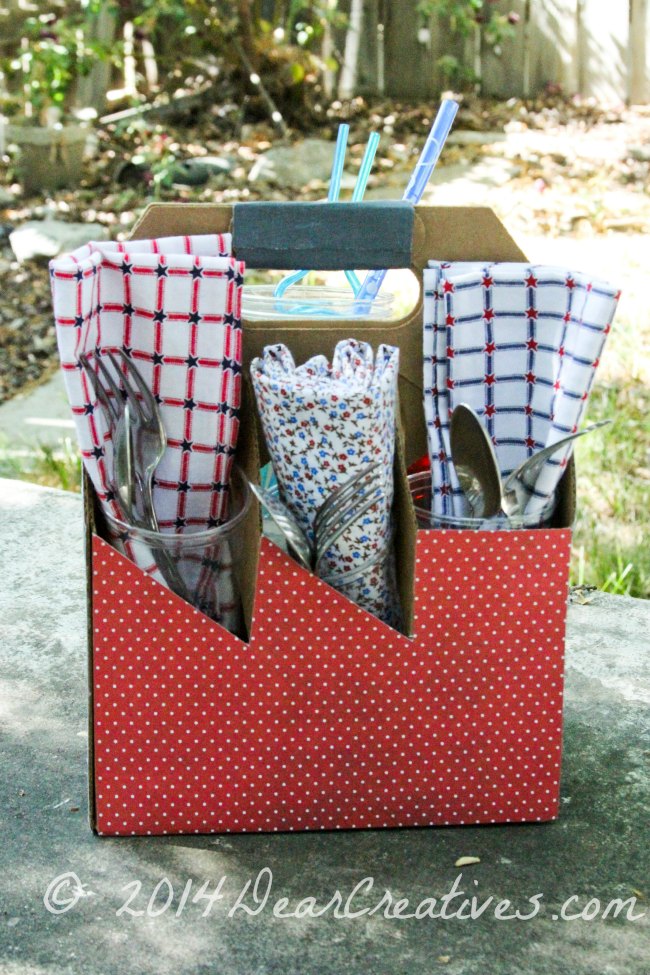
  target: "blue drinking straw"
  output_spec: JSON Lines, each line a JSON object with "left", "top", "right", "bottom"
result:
{"left": 352, "top": 131, "right": 380, "bottom": 203}
{"left": 274, "top": 126, "right": 380, "bottom": 299}
{"left": 345, "top": 130, "right": 380, "bottom": 294}
{"left": 353, "top": 98, "right": 459, "bottom": 315}
{"left": 274, "top": 123, "right": 349, "bottom": 298}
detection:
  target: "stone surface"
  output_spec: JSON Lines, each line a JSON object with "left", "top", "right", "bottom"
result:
{"left": 0, "top": 368, "right": 73, "bottom": 449}
{"left": 248, "top": 138, "right": 335, "bottom": 186}
{"left": 0, "top": 478, "right": 648, "bottom": 975}
{"left": 189, "top": 155, "right": 236, "bottom": 175}
{"left": 447, "top": 130, "right": 508, "bottom": 145}
{"left": 9, "top": 220, "right": 108, "bottom": 263}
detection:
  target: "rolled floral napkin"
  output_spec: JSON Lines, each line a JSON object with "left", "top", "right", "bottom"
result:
{"left": 423, "top": 261, "right": 620, "bottom": 519}
{"left": 50, "top": 233, "right": 244, "bottom": 624}
{"left": 251, "top": 339, "right": 402, "bottom": 627}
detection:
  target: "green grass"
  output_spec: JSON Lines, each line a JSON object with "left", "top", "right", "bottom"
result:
{"left": 571, "top": 377, "right": 650, "bottom": 598}
{"left": 0, "top": 437, "right": 82, "bottom": 493}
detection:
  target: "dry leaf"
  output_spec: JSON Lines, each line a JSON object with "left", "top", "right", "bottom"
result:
{"left": 454, "top": 856, "right": 481, "bottom": 867}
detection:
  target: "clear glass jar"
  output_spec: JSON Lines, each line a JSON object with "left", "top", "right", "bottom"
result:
{"left": 103, "top": 466, "right": 251, "bottom": 636}
{"left": 407, "top": 471, "right": 556, "bottom": 530}
{"left": 242, "top": 285, "right": 395, "bottom": 320}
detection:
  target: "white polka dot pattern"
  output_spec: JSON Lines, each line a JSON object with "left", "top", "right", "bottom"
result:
{"left": 91, "top": 527, "right": 572, "bottom": 836}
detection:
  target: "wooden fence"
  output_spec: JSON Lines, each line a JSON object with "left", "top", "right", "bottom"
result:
{"left": 352, "top": 0, "right": 650, "bottom": 104}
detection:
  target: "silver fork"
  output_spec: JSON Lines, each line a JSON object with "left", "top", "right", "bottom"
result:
{"left": 104, "top": 348, "right": 166, "bottom": 532}
{"left": 79, "top": 350, "right": 191, "bottom": 602}
{"left": 501, "top": 419, "right": 612, "bottom": 517}
{"left": 79, "top": 353, "right": 133, "bottom": 525}
{"left": 248, "top": 481, "right": 314, "bottom": 570}
{"left": 314, "top": 462, "right": 384, "bottom": 556}
{"left": 80, "top": 351, "right": 137, "bottom": 519}
{"left": 250, "top": 461, "right": 387, "bottom": 580}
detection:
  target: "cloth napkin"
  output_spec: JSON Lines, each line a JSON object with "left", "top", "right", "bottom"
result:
{"left": 423, "top": 261, "right": 620, "bottom": 519}
{"left": 50, "top": 233, "right": 244, "bottom": 622}
{"left": 251, "top": 339, "right": 402, "bottom": 627}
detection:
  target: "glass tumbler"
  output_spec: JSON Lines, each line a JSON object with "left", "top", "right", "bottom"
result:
{"left": 407, "top": 471, "right": 556, "bottom": 530}
{"left": 103, "top": 465, "right": 251, "bottom": 637}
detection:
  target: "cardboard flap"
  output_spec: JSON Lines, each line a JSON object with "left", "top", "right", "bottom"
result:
{"left": 411, "top": 206, "right": 527, "bottom": 265}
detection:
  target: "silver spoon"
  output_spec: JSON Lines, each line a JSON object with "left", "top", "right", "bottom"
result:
{"left": 450, "top": 403, "right": 502, "bottom": 519}
{"left": 501, "top": 419, "right": 612, "bottom": 517}
{"left": 248, "top": 481, "right": 314, "bottom": 571}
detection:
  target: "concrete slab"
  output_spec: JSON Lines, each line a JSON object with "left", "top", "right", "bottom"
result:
{"left": 0, "top": 369, "right": 74, "bottom": 450}
{"left": 0, "top": 479, "right": 648, "bottom": 975}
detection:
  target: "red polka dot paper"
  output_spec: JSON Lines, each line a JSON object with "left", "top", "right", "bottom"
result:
{"left": 91, "top": 527, "right": 572, "bottom": 836}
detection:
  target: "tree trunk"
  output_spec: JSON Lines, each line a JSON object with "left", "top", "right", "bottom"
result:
{"left": 74, "top": 5, "right": 118, "bottom": 113}
{"left": 338, "top": 0, "right": 364, "bottom": 98}
{"left": 237, "top": 0, "right": 258, "bottom": 67}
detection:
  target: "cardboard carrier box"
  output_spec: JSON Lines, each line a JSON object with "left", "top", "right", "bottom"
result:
{"left": 85, "top": 203, "right": 574, "bottom": 835}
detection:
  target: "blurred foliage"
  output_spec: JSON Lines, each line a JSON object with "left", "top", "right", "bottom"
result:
{"left": 0, "top": 0, "right": 349, "bottom": 128}
{"left": 0, "top": 1, "right": 114, "bottom": 121}
{"left": 417, "top": 0, "right": 518, "bottom": 87}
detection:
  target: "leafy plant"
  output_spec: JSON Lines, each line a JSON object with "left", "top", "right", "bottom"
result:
{"left": 436, "top": 53, "right": 478, "bottom": 88}
{"left": 417, "top": 0, "right": 518, "bottom": 40}
{"left": 1, "top": 3, "right": 114, "bottom": 124}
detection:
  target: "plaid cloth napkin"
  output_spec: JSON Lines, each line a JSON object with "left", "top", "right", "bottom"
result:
{"left": 423, "top": 261, "right": 620, "bottom": 518}
{"left": 50, "top": 233, "right": 245, "bottom": 620}
{"left": 251, "top": 339, "right": 402, "bottom": 627}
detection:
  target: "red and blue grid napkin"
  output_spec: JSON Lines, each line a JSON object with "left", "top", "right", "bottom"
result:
{"left": 423, "top": 261, "right": 620, "bottom": 519}
{"left": 50, "top": 233, "right": 245, "bottom": 623}
{"left": 50, "top": 233, "right": 244, "bottom": 531}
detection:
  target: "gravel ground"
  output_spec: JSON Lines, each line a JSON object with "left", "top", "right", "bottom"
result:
{"left": 0, "top": 249, "right": 59, "bottom": 403}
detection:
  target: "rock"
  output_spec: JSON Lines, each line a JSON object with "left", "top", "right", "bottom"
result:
{"left": 190, "top": 155, "right": 236, "bottom": 175}
{"left": 115, "top": 155, "right": 236, "bottom": 190}
{"left": 0, "top": 186, "right": 15, "bottom": 207}
{"left": 248, "top": 138, "right": 336, "bottom": 187}
{"left": 114, "top": 160, "right": 151, "bottom": 188}
{"left": 9, "top": 220, "right": 108, "bottom": 263}
{"left": 169, "top": 156, "right": 235, "bottom": 185}
{"left": 339, "top": 173, "right": 357, "bottom": 191}
{"left": 169, "top": 160, "right": 211, "bottom": 187}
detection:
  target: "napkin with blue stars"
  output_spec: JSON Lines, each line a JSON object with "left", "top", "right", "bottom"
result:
{"left": 251, "top": 339, "right": 402, "bottom": 627}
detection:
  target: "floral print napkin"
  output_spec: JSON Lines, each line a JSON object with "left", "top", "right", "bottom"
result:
{"left": 251, "top": 339, "right": 402, "bottom": 627}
